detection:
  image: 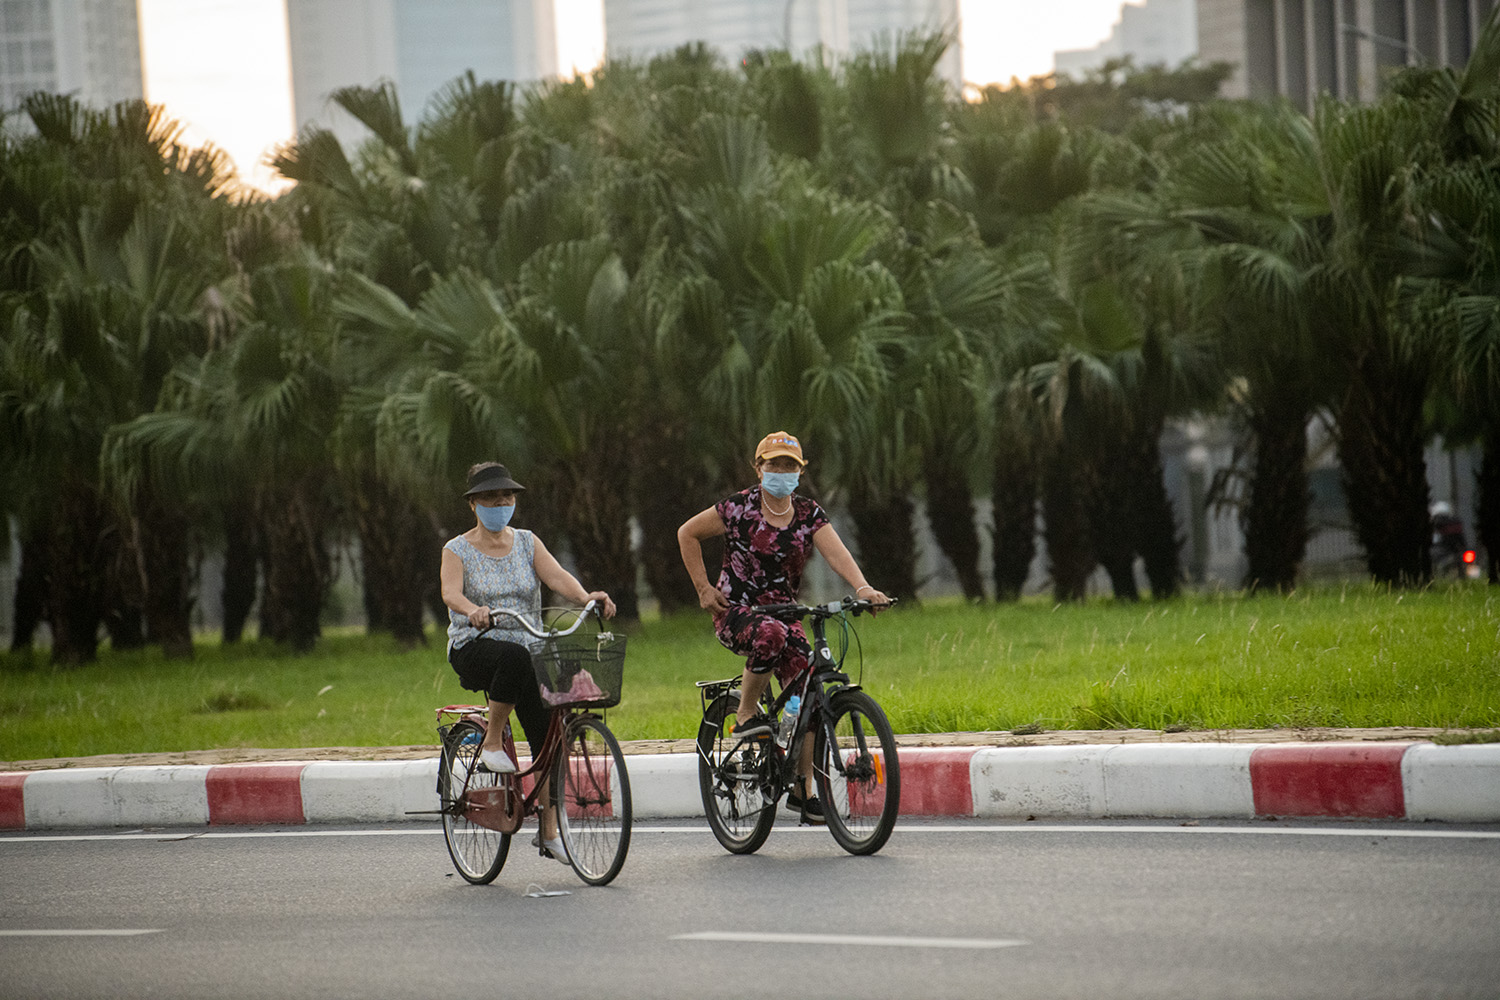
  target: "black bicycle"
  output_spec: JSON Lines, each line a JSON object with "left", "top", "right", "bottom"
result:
{"left": 695, "top": 596, "right": 900, "bottom": 856}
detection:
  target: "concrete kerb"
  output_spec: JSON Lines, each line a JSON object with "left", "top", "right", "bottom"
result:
{"left": 3, "top": 741, "right": 1498, "bottom": 830}
{"left": 1402, "top": 743, "right": 1500, "bottom": 822}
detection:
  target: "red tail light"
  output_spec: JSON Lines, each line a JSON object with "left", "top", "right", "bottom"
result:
{"left": 1463, "top": 550, "right": 1477, "bottom": 564}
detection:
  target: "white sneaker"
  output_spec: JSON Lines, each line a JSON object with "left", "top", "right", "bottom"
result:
{"left": 544, "top": 836, "right": 570, "bottom": 864}
{"left": 533, "top": 833, "right": 570, "bottom": 864}
{"left": 479, "top": 748, "right": 516, "bottom": 773}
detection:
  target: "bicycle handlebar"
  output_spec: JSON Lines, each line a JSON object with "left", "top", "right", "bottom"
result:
{"left": 480, "top": 600, "right": 600, "bottom": 639}
{"left": 755, "top": 595, "right": 897, "bottom": 620}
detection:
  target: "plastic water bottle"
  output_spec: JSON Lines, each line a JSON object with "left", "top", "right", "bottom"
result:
{"left": 778, "top": 695, "right": 801, "bottom": 747}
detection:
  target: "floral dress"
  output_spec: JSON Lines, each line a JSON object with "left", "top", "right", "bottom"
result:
{"left": 712, "top": 485, "right": 830, "bottom": 684}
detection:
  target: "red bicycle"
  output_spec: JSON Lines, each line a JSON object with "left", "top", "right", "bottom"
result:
{"left": 433, "top": 602, "right": 631, "bottom": 886}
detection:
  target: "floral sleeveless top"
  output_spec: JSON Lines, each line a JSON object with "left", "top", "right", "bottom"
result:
{"left": 714, "top": 486, "right": 829, "bottom": 607}
{"left": 445, "top": 531, "right": 542, "bottom": 651}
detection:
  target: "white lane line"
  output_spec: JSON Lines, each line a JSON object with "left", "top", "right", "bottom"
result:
{"left": 3, "top": 824, "right": 1498, "bottom": 844}
{"left": 634, "top": 825, "right": 1500, "bottom": 839}
{"left": 674, "top": 931, "right": 1025, "bottom": 950}
{"left": 882, "top": 825, "right": 1500, "bottom": 840}
{"left": 0, "top": 929, "right": 162, "bottom": 937}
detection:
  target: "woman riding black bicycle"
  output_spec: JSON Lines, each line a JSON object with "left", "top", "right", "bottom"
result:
{"left": 440, "top": 461, "right": 616, "bottom": 863}
{"left": 676, "top": 432, "right": 889, "bottom": 820}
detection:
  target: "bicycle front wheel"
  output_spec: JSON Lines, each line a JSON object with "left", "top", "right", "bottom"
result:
{"left": 440, "top": 720, "right": 510, "bottom": 884}
{"left": 814, "top": 689, "right": 900, "bottom": 855}
{"left": 554, "top": 714, "right": 631, "bottom": 886}
{"left": 697, "top": 694, "right": 776, "bottom": 854}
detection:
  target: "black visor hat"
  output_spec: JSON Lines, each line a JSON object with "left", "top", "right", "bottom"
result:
{"left": 463, "top": 464, "right": 526, "bottom": 497}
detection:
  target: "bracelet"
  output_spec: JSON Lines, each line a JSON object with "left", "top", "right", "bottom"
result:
{"left": 856, "top": 585, "right": 875, "bottom": 595}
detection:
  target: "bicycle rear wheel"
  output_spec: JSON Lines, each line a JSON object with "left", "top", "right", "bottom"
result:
{"left": 697, "top": 693, "right": 776, "bottom": 854}
{"left": 440, "top": 720, "right": 510, "bottom": 883}
{"left": 814, "top": 689, "right": 900, "bottom": 856}
{"left": 554, "top": 714, "right": 631, "bottom": 886}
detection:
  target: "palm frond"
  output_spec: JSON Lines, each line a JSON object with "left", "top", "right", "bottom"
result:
{"left": 331, "top": 83, "right": 417, "bottom": 174}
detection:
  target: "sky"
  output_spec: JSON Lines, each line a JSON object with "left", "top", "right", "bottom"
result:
{"left": 137, "top": 0, "right": 1132, "bottom": 195}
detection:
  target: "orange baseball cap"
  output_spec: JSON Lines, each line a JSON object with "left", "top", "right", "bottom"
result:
{"left": 755, "top": 431, "right": 806, "bottom": 466}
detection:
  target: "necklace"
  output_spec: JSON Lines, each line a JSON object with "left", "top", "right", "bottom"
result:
{"left": 762, "top": 495, "right": 792, "bottom": 517}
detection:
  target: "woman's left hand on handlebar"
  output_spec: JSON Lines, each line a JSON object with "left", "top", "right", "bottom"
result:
{"left": 860, "top": 587, "right": 892, "bottom": 609}
{"left": 588, "top": 591, "right": 617, "bottom": 618}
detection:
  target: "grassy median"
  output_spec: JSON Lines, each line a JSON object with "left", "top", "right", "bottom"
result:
{"left": 1, "top": 583, "right": 1496, "bottom": 761}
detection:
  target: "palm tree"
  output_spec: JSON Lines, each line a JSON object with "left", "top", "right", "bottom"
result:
{"left": 1160, "top": 105, "right": 1332, "bottom": 590}
{"left": 332, "top": 262, "right": 527, "bottom": 637}
{"left": 824, "top": 31, "right": 978, "bottom": 599}
{"left": 272, "top": 80, "right": 516, "bottom": 639}
{"left": 114, "top": 232, "right": 342, "bottom": 652}
{"left": 1308, "top": 94, "right": 1444, "bottom": 586}
{"left": 952, "top": 107, "right": 1132, "bottom": 601}
{"left": 2, "top": 96, "right": 232, "bottom": 662}
{"left": 1399, "top": 11, "right": 1500, "bottom": 581}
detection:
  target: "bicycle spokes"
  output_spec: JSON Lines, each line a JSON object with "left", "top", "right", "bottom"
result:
{"left": 555, "top": 715, "right": 632, "bottom": 886}
{"left": 816, "top": 689, "right": 900, "bottom": 854}
{"left": 560, "top": 750, "right": 616, "bottom": 819}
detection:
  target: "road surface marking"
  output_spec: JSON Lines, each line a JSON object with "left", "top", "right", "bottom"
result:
{"left": 3, "top": 823, "right": 1498, "bottom": 844}
{"left": 674, "top": 931, "right": 1025, "bottom": 950}
{"left": 0, "top": 929, "right": 161, "bottom": 937}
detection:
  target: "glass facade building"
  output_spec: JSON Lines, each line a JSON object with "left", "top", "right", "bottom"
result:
{"left": 601, "top": 0, "right": 962, "bottom": 87}
{"left": 1198, "top": 0, "right": 1498, "bottom": 107}
{"left": 0, "top": 0, "right": 142, "bottom": 113}
{"left": 286, "top": 0, "right": 558, "bottom": 149}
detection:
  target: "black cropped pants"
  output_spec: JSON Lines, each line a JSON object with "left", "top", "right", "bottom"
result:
{"left": 449, "top": 638, "right": 550, "bottom": 757}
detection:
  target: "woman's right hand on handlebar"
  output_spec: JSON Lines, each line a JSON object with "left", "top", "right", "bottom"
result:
{"left": 466, "top": 606, "right": 491, "bottom": 629}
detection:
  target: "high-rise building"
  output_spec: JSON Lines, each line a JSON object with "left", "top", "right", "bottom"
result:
{"left": 286, "top": 0, "right": 559, "bottom": 150}
{"left": 0, "top": 0, "right": 143, "bottom": 112}
{"left": 602, "top": 0, "right": 962, "bottom": 88}
{"left": 1055, "top": 0, "right": 1199, "bottom": 78}
{"left": 1197, "top": 0, "right": 1498, "bottom": 108}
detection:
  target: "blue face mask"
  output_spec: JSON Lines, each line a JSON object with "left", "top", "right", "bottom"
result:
{"left": 761, "top": 471, "right": 800, "bottom": 498}
{"left": 475, "top": 502, "right": 514, "bottom": 532}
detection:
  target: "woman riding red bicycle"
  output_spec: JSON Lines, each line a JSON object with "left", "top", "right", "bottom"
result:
{"left": 440, "top": 460, "right": 616, "bottom": 863}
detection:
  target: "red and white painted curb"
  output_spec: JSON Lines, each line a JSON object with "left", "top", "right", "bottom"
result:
{"left": 2, "top": 742, "right": 1497, "bottom": 830}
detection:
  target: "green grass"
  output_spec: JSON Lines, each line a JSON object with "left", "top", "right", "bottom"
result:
{"left": 2, "top": 583, "right": 1497, "bottom": 761}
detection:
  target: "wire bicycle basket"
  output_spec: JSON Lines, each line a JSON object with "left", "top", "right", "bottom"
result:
{"left": 533, "top": 631, "right": 626, "bottom": 709}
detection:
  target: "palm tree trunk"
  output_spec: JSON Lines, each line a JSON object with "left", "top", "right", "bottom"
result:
{"left": 1086, "top": 423, "right": 1139, "bottom": 601}
{"left": 512, "top": 465, "right": 563, "bottom": 607}
{"left": 101, "top": 516, "right": 146, "bottom": 652}
{"left": 221, "top": 501, "right": 259, "bottom": 643}
{"left": 44, "top": 490, "right": 113, "bottom": 665}
{"left": 1130, "top": 412, "right": 1181, "bottom": 599}
{"left": 1336, "top": 352, "right": 1432, "bottom": 586}
{"left": 1041, "top": 441, "right": 1095, "bottom": 603}
{"left": 137, "top": 495, "right": 195, "bottom": 659}
{"left": 258, "top": 474, "right": 333, "bottom": 652}
{"left": 990, "top": 422, "right": 1038, "bottom": 602}
{"left": 630, "top": 419, "right": 706, "bottom": 614}
{"left": 558, "top": 439, "right": 641, "bottom": 623}
{"left": 10, "top": 526, "right": 49, "bottom": 652}
{"left": 350, "top": 474, "right": 430, "bottom": 648}
{"left": 1242, "top": 397, "right": 1311, "bottom": 592}
{"left": 922, "top": 452, "right": 985, "bottom": 601}
{"left": 847, "top": 480, "right": 919, "bottom": 602}
{"left": 1477, "top": 424, "right": 1500, "bottom": 585}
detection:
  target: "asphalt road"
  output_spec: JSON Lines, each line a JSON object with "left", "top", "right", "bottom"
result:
{"left": 2, "top": 818, "right": 1497, "bottom": 1000}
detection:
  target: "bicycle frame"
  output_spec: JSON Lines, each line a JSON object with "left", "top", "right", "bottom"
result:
{"left": 696, "top": 598, "right": 885, "bottom": 801}
{"left": 435, "top": 599, "right": 609, "bottom": 833}
{"left": 437, "top": 707, "right": 567, "bottom": 834}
